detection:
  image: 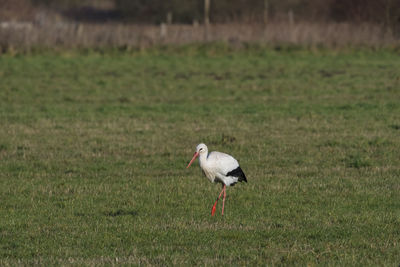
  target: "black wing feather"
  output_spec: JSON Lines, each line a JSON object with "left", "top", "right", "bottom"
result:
{"left": 226, "top": 166, "right": 247, "bottom": 183}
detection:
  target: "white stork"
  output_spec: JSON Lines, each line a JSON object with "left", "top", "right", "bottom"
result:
{"left": 186, "top": 143, "right": 247, "bottom": 216}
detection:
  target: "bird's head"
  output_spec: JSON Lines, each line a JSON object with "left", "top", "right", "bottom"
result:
{"left": 186, "top": 143, "right": 208, "bottom": 168}
{"left": 196, "top": 143, "right": 208, "bottom": 154}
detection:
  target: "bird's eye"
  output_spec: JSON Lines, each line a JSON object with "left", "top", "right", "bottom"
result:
{"left": 199, "top": 148, "right": 203, "bottom": 151}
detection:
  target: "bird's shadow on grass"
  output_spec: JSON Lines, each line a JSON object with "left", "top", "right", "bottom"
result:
{"left": 74, "top": 209, "right": 138, "bottom": 217}
{"left": 103, "top": 209, "right": 138, "bottom": 217}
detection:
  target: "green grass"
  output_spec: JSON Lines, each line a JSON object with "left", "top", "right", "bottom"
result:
{"left": 1, "top": 47, "right": 400, "bottom": 265}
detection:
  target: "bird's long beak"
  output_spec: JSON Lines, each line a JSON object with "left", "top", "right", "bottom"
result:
{"left": 186, "top": 152, "right": 199, "bottom": 168}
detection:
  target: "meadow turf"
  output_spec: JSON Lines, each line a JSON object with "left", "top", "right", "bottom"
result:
{"left": 0, "top": 47, "right": 400, "bottom": 265}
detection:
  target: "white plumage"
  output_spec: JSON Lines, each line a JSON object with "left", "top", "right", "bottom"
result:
{"left": 186, "top": 143, "right": 247, "bottom": 216}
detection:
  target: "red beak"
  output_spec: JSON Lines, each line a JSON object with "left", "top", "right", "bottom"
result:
{"left": 186, "top": 152, "right": 199, "bottom": 168}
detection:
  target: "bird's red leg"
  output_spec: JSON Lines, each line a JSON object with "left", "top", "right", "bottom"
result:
{"left": 211, "top": 185, "right": 225, "bottom": 216}
{"left": 221, "top": 185, "right": 226, "bottom": 216}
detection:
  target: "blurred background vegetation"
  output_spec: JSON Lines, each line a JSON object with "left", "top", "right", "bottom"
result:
{"left": 1, "top": 0, "right": 399, "bottom": 26}
{"left": 0, "top": 0, "right": 399, "bottom": 50}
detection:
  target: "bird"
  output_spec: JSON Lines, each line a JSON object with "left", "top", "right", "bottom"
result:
{"left": 186, "top": 143, "right": 247, "bottom": 216}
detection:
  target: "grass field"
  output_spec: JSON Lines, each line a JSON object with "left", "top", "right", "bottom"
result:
{"left": 1, "top": 46, "right": 400, "bottom": 265}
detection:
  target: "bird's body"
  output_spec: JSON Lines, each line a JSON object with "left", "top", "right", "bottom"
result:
{"left": 186, "top": 143, "right": 247, "bottom": 216}
{"left": 199, "top": 151, "right": 246, "bottom": 186}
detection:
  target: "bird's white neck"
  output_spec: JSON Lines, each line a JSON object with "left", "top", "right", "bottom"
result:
{"left": 198, "top": 151, "right": 208, "bottom": 167}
